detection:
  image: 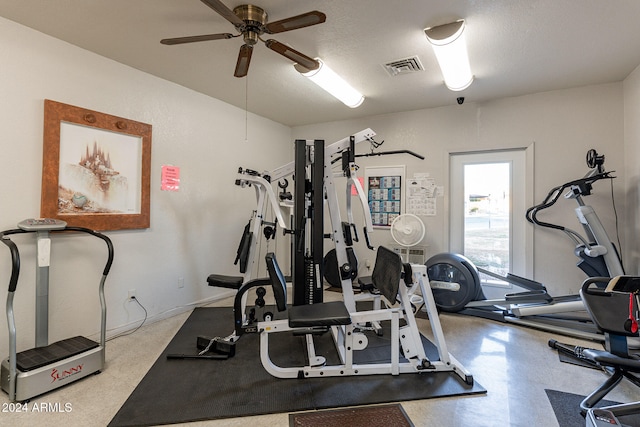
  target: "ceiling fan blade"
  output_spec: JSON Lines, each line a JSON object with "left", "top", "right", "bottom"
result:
{"left": 234, "top": 44, "right": 253, "bottom": 78}
{"left": 265, "top": 11, "right": 326, "bottom": 34}
{"left": 160, "top": 33, "right": 235, "bottom": 45}
{"left": 264, "top": 39, "right": 319, "bottom": 71}
{"left": 200, "top": 0, "right": 244, "bottom": 27}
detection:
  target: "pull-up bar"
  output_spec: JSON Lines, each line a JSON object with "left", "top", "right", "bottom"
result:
{"left": 355, "top": 149, "right": 425, "bottom": 160}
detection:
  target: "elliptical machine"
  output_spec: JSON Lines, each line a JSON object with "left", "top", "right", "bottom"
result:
{"left": 426, "top": 150, "right": 624, "bottom": 340}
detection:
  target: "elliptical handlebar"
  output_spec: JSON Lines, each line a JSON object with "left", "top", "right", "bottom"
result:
{"left": 526, "top": 171, "right": 615, "bottom": 230}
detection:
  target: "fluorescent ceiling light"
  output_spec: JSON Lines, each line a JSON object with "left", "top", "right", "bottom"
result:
{"left": 424, "top": 19, "right": 474, "bottom": 91}
{"left": 295, "top": 59, "right": 364, "bottom": 108}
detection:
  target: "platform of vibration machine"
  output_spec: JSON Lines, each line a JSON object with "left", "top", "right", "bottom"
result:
{"left": 1, "top": 338, "right": 104, "bottom": 401}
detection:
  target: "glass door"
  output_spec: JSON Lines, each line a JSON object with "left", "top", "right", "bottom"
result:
{"left": 449, "top": 149, "right": 532, "bottom": 292}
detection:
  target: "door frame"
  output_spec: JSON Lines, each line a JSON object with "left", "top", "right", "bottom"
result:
{"left": 444, "top": 144, "right": 535, "bottom": 278}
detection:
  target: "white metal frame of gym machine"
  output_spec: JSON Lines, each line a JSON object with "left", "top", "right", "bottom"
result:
{"left": 229, "top": 129, "right": 377, "bottom": 324}
{"left": 258, "top": 247, "right": 472, "bottom": 382}
{"left": 246, "top": 130, "right": 472, "bottom": 383}
{"left": 1, "top": 219, "right": 113, "bottom": 402}
{"left": 234, "top": 128, "right": 422, "bottom": 314}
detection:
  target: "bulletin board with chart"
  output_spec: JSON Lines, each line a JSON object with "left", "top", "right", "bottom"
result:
{"left": 365, "top": 165, "right": 405, "bottom": 227}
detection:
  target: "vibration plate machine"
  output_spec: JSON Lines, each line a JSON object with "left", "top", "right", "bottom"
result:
{"left": 1, "top": 219, "right": 114, "bottom": 402}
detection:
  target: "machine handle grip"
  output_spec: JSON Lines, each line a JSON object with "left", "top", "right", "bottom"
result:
{"left": 1, "top": 237, "right": 20, "bottom": 292}
{"left": 363, "top": 226, "right": 374, "bottom": 250}
{"left": 350, "top": 223, "right": 359, "bottom": 243}
{"left": 0, "top": 229, "right": 28, "bottom": 293}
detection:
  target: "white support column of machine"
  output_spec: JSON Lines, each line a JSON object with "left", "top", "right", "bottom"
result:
{"left": 35, "top": 231, "right": 52, "bottom": 347}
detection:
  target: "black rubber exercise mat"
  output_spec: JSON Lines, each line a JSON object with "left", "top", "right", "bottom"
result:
{"left": 108, "top": 307, "right": 485, "bottom": 426}
{"left": 546, "top": 389, "right": 640, "bottom": 427}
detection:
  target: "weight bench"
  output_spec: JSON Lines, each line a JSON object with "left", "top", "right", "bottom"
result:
{"left": 258, "top": 246, "right": 473, "bottom": 383}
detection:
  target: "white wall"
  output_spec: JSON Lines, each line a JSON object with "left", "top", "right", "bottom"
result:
{"left": 0, "top": 17, "right": 292, "bottom": 350}
{"left": 293, "top": 83, "right": 626, "bottom": 296}
{"left": 623, "top": 64, "right": 640, "bottom": 274}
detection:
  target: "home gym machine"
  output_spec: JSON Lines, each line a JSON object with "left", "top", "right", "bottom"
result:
{"left": 192, "top": 130, "right": 471, "bottom": 384}
{"left": 206, "top": 166, "right": 289, "bottom": 289}
{"left": 224, "top": 133, "right": 471, "bottom": 383}
{"left": 253, "top": 247, "right": 472, "bottom": 382}
{"left": 426, "top": 150, "right": 623, "bottom": 340}
{"left": 185, "top": 129, "right": 378, "bottom": 359}
{"left": 1, "top": 218, "right": 114, "bottom": 401}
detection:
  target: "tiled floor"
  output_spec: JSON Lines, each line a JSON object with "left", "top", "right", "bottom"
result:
{"left": 2, "top": 293, "right": 638, "bottom": 427}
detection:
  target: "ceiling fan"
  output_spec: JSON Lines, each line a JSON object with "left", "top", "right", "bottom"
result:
{"left": 161, "top": 0, "right": 326, "bottom": 78}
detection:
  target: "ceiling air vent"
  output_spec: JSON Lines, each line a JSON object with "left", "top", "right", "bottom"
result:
{"left": 382, "top": 56, "right": 424, "bottom": 76}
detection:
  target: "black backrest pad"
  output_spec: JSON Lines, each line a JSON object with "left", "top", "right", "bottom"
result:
{"left": 372, "top": 246, "right": 402, "bottom": 302}
{"left": 266, "top": 253, "right": 287, "bottom": 312}
{"left": 403, "top": 263, "right": 413, "bottom": 285}
{"left": 235, "top": 221, "right": 252, "bottom": 273}
{"left": 581, "top": 286, "right": 639, "bottom": 336}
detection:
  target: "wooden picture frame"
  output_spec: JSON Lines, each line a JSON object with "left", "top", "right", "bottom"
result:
{"left": 41, "top": 100, "right": 152, "bottom": 230}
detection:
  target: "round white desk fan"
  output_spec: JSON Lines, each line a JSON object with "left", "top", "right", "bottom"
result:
{"left": 390, "top": 214, "right": 426, "bottom": 261}
{"left": 390, "top": 214, "right": 426, "bottom": 307}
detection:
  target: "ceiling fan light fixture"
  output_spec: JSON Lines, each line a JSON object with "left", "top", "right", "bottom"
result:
{"left": 424, "top": 19, "right": 474, "bottom": 91}
{"left": 295, "top": 59, "right": 364, "bottom": 108}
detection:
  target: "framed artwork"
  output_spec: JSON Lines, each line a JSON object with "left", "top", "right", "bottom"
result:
{"left": 365, "top": 165, "right": 405, "bottom": 227}
{"left": 41, "top": 99, "right": 152, "bottom": 230}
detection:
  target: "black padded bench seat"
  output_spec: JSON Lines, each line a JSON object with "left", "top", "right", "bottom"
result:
{"left": 287, "top": 301, "right": 352, "bottom": 328}
{"left": 207, "top": 274, "right": 244, "bottom": 289}
{"left": 262, "top": 252, "right": 351, "bottom": 329}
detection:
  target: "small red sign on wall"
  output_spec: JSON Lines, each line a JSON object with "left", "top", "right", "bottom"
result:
{"left": 161, "top": 165, "right": 180, "bottom": 192}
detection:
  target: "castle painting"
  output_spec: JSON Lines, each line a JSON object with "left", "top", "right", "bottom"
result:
{"left": 58, "top": 121, "right": 142, "bottom": 215}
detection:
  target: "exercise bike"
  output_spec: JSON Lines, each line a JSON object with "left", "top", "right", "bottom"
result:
{"left": 426, "top": 149, "right": 624, "bottom": 340}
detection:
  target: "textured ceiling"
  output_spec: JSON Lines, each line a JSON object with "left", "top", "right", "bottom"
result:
{"left": 2, "top": 0, "right": 640, "bottom": 126}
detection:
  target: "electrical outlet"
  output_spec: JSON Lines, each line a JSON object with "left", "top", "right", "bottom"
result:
{"left": 128, "top": 289, "right": 136, "bottom": 301}
{"left": 178, "top": 277, "right": 184, "bottom": 288}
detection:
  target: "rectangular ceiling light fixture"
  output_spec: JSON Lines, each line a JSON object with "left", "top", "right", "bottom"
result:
{"left": 295, "top": 59, "right": 365, "bottom": 108}
{"left": 424, "top": 19, "right": 474, "bottom": 91}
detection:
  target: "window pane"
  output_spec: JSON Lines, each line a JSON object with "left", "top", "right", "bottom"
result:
{"left": 463, "top": 162, "right": 510, "bottom": 276}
